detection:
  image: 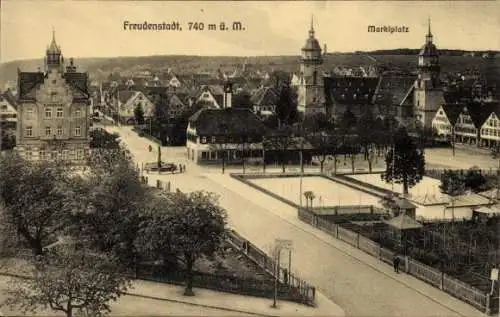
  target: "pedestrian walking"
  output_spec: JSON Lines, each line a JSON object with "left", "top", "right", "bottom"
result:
{"left": 182, "top": 164, "right": 186, "bottom": 172}
{"left": 393, "top": 255, "right": 400, "bottom": 273}
{"left": 178, "top": 164, "right": 182, "bottom": 173}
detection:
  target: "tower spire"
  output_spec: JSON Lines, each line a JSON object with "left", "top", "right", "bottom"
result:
{"left": 309, "top": 14, "right": 315, "bottom": 37}
{"left": 426, "top": 17, "right": 433, "bottom": 43}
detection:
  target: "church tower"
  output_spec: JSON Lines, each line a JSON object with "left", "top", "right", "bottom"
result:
{"left": 297, "top": 16, "right": 325, "bottom": 116}
{"left": 413, "top": 18, "right": 444, "bottom": 129}
{"left": 45, "top": 29, "right": 64, "bottom": 73}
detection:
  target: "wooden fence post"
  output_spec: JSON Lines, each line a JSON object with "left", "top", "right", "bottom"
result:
{"left": 356, "top": 233, "right": 360, "bottom": 248}
{"left": 486, "top": 294, "right": 491, "bottom": 315}
{"left": 335, "top": 224, "right": 339, "bottom": 238}
{"left": 405, "top": 256, "right": 409, "bottom": 273}
{"left": 440, "top": 272, "right": 444, "bottom": 290}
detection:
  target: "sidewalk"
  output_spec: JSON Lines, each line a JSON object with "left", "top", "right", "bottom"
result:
{"left": 129, "top": 279, "right": 345, "bottom": 317}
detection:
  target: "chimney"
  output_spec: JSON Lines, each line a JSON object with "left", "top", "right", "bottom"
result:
{"left": 223, "top": 82, "right": 233, "bottom": 109}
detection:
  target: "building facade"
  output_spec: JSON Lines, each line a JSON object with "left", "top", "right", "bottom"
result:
{"left": 186, "top": 84, "right": 266, "bottom": 164}
{"left": 297, "top": 18, "right": 325, "bottom": 116}
{"left": 15, "top": 32, "right": 91, "bottom": 163}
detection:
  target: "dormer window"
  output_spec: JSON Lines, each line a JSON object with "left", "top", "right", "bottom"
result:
{"left": 201, "top": 137, "right": 207, "bottom": 143}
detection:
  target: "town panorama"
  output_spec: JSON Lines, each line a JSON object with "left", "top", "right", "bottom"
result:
{"left": 0, "top": 9, "right": 499, "bottom": 317}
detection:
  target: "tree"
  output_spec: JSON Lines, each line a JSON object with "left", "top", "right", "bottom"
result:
{"left": 338, "top": 109, "right": 357, "bottom": 134}
{"left": 440, "top": 170, "right": 466, "bottom": 196}
{"left": 464, "top": 167, "right": 487, "bottom": 193}
{"left": 306, "top": 121, "right": 341, "bottom": 173}
{"left": 275, "top": 83, "right": 298, "bottom": 127}
{"left": 414, "top": 124, "right": 438, "bottom": 149}
{"left": 232, "top": 91, "right": 253, "bottom": 110}
{"left": 492, "top": 144, "right": 500, "bottom": 200}
{"left": 356, "top": 110, "right": 376, "bottom": 160}
{"left": 1, "top": 245, "right": 131, "bottom": 317}
{"left": 0, "top": 132, "right": 15, "bottom": 150}
{"left": 139, "top": 191, "right": 227, "bottom": 296}
{"left": 381, "top": 127, "right": 425, "bottom": 196}
{"left": 89, "top": 128, "right": 121, "bottom": 149}
{"left": 0, "top": 154, "right": 77, "bottom": 255}
{"left": 264, "top": 126, "right": 298, "bottom": 173}
{"left": 439, "top": 170, "right": 466, "bottom": 220}
{"left": 133, "top": 104, "right": 145, "bottom": 125}
{"left": 72, "top": 161, "right": 147, "bottom": 269}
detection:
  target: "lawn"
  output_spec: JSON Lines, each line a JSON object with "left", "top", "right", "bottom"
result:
{"left": 248, "top": 176, "right": 380, "bottom": 207}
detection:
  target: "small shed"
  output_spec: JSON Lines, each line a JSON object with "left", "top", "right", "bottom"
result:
{"left": 472, "top": 204, "right": 500, "bottom": 222}
{"left": 384, "top": 214, "right": 423, "bottom": 252}
{"left": 393, "top": 198, "right": 417, "bottom": 218}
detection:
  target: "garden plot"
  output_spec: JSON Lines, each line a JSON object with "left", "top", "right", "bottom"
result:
{"left": 248, "top": 176, "right": 380, "bottom": 207}
{"left": 346, "top": 174, "right": 476, "bottom": 220}
{"left": 347, "top": 174, "right": 448, "bottom": 200}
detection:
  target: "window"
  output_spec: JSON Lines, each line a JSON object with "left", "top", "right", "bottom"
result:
{"left": 75, "top": 126, "right": 81, "bottom": 136}
{"left": 25, "top": 126, "right": 33, "bottom": 137}
{"left": 26, "top": 109, "right": 34, "bottom": 120}
{"left": 57, "top": 126, "right": 63, "bottom": 135}
{"left": 211, "top": 136, "right": 216, "bottom": 143}
{"left": 201, "top": 152, "right": 208, "bottom": 159}
{"left": 56, "top": 107, "right": 63, "bottom": 118}
{"left": 45, "top": 127, "right": 51, "bottom": 136}
{"left": 0, "top": 105, "right": 7, "bottom": 111}
{"left": 52, "top": 80, "right": 56, "bottom": 84}
{"left": 77, "top": 149, "right": 83, "bottom": 159}
{"left": 201, "top": 137, "right": 207, "bottom": 143}
{"left": 40, "top": 150, "right": 46, "bottom": 160}
{"left": 45, "top": 107, "right": 52, "bottom": 118}
{"left": 75, "top": 110, "right": 81, "bottom": 117}
{"left": 25, "top": 151, "right": 32, "bottom": 159}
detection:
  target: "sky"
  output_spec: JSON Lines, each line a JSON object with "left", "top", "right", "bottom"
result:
{"left": 1, "top": 0, "right": 499, "bottom": 63}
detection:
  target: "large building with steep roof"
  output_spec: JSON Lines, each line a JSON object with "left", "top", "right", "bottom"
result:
{"left": 15, "top": 31, "right": 91, "bottom": 162}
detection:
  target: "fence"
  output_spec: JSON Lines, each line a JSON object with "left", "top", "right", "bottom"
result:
{"left": 134, "top": 176, "right": 316, "bottom": 306}
{"left": 226, "top": 229, "right": 316, "bottom": 306}
{"left": 135, "top": 264, "right": 297, "bottom": 302}
{"left": 297, "top": 207, "right": 497, "bottom": 314}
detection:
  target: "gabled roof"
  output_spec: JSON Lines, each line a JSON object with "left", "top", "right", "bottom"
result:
{"left": 324, "top": 76, "right": 379, "bottom": 106}
{"left": 250, "top": 87, "right": 279, "bottom": 107}
{"left": 1, "top": 89, "right": 18, "bottom": 110}
{"left": 117, "top": 90, "right": 137, "bottom": 104}
{"left": 385, "top": 214, "right": 423, "bottom": 230}
{"left": 478, "top": 188, "right": 500, "bottom": 201}
{"left": 188, "top": 108, "right": 266, "bottom": 136}
{"left": 18, "top": 72, "right": 45, "bottom": 99}
{"left": 373, "top": 75, "right": 417, "bottom": 106}
{"left": 465, "top": 102, "right": 499, "bottom": 129}
{"left": 440, "top": 103, "right": 462, "bottom": 125}
{"left": 394, "top": 198, "right": 417, "bottom": 209}
{"left": 63, "top": 72, "right": 89, "bottom": 97}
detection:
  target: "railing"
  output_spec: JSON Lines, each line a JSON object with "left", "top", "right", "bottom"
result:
{"left": 226, "top": 229, "right": 316, "bottom": 306}
{"left": 297, "top": 207, "right": 497, "bottom": 314}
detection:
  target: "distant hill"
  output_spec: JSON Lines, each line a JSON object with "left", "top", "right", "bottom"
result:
{"left": 1, "top": 50, "right": 498, "bottom": 89}
{"left": 356, "top": 49, "right": 500, "bottom": 56}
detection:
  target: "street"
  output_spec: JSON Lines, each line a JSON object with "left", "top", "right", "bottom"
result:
{"left": 106, "top": 125, "right": 486, "bottom": 317}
